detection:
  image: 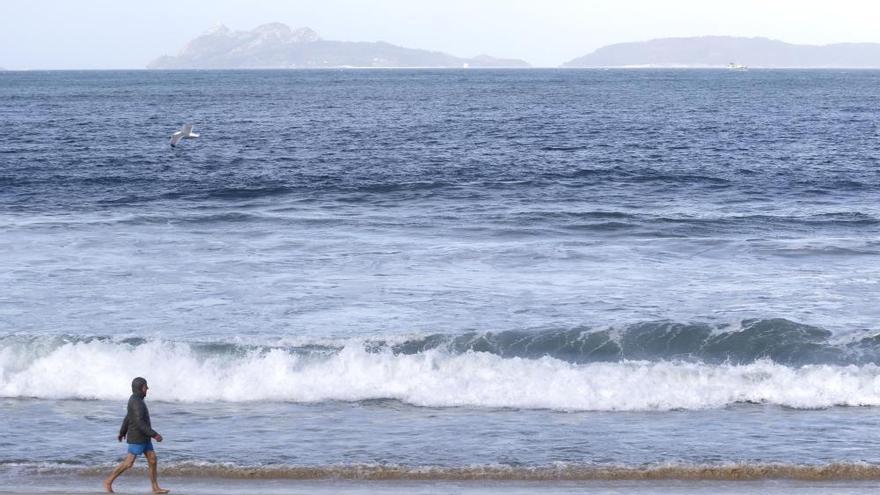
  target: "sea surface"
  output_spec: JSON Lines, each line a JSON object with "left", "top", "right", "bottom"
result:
{"left": 1, "top": 69, "right": 880, "bottom": 490}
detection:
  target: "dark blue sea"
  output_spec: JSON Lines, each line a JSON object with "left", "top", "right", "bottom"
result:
{"left": 2, "top": 69, "right": 880, "bottom": 491}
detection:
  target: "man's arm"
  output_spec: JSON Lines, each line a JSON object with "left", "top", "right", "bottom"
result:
{"left": 118, "top": 414, "right": 128, "bottom": 441}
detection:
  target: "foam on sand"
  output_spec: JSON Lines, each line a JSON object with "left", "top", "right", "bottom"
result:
{"left": 8, "top": 460, "right": 880, "bottom": 481}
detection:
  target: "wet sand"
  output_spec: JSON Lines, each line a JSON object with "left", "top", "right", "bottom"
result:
{"left": 4, "top": 477, "right": 880, "bottom": 495}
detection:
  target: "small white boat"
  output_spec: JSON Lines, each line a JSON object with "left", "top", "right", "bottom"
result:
{"left": 727, "top": 62, "right": 748, "bottom": 71}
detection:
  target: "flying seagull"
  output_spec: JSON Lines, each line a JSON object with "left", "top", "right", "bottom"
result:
{"left": 170, "top": 124, "right": 199, "bottom": 147}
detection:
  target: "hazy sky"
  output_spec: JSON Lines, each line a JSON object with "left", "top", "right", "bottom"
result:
{"left": 3, "top": 0, "right": 880, "bottom": 69}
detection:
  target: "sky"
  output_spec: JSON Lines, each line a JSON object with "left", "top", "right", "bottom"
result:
{"left": 2, "top": 0, "right": 880, "bottom": 69}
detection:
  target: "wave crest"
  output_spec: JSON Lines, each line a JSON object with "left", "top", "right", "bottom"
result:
{"left": 385, "top": 319, "right": 880, "bottom": 366}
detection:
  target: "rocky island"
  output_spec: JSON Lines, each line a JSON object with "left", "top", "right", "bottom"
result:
{"left": 149, "top": 23, "right": 529, "bottom": 69}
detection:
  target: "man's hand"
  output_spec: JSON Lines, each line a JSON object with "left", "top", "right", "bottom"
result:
{"left": 117, "top": 434, "right": 125, "bottom": 442}
{"left": 154, "top": 434, "right": 163, "bottom": 442}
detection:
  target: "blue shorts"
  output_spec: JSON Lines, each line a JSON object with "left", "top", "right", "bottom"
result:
{"left": 127, "top": 441, "right": 154, "bottom": 456}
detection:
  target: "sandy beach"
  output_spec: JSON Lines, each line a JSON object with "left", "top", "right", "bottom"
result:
{"left": 4, "top": 478, "right": 880, "bottom": 495}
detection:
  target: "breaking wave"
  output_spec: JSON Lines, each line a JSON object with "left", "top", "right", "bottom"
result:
{"left": 4, "top": 320, "right": 880, "bottom": 410}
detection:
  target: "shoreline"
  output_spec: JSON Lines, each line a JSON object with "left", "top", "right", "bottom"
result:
{"left": 75, "top": 462, "right": 880, "bottom": 481}
{"left": 5, "top": 478, "right": 880, "bottom": 495}
{"left": 8, "top": 462, "right": 880, "bottom": 482}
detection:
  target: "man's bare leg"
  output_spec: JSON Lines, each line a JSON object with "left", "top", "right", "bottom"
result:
{"left": 145, "top": 450, "right": 170, "bottom": 494}
{"left": 103, "top": 454, "right": 135, "bottom": 493}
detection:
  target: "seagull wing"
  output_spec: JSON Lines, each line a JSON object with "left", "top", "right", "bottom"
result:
{"left": 170, "top": 131, "right": 184, "bottom": 146}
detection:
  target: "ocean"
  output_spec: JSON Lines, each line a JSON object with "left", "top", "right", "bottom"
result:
{"left": 1, "top": 69, "right": 880, "bottom": 493}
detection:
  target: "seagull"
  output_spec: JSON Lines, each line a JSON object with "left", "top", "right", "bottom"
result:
{"left": 170, "top": 124, "right": 199, "bottom": 147}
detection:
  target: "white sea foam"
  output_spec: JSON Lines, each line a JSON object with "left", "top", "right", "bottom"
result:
{"left": 3, "top": 339, "right": 880, "bottom": 410}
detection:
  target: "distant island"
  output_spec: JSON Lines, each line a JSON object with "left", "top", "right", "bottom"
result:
{"left": 564, "top": 36, "right": 880, "bottom": 68}
{"left": 149, "top": 23, "right": 530, "bottom": 69}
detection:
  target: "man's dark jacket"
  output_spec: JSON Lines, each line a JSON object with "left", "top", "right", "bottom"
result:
{"left": 119, "top": 378, "right": 159, "bottom": 444}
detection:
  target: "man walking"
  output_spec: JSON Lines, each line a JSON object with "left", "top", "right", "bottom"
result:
{"left": 104, "top": 377, "right": 169, "bottom": 494}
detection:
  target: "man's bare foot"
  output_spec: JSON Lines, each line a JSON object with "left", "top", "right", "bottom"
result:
{"left": 103, "top": 479, "right": 115, "bottom": 493}
{"left": 152, "top": 488, "right": 170, "bottom": 494}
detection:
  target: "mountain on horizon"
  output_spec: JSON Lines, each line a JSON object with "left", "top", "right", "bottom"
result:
{"left": 564, "top": 36, "right": 880, "bottom": 68}
{"left": 149, "top": 23, "right": 530, "bottom": 69}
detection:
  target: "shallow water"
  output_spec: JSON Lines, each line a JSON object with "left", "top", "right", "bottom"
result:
{"left": 3, "top": 399, "right": 880, "bottom": 470}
